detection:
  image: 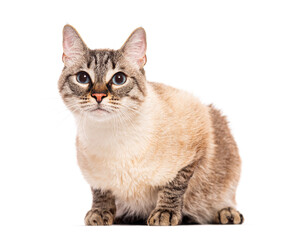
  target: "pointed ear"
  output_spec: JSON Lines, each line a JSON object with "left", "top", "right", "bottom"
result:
{"left": 62, "top": 25, "right": 87, "bottom": 65}
{"left": 121, "top": 27, "right": 147, "bottom": 68}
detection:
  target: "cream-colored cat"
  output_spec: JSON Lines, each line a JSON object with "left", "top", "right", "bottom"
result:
{"left": 58, "top": 25, "right": 243, "bottom": 225}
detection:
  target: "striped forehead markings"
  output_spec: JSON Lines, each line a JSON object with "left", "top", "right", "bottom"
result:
{"left": 103, "top": 53, "right": 109, "bottom": 65}
{"left": 103, "top": 52, "right": 116, "bottom": 69}
{"left": 94, "top": 54, "right": 98, "bottom": 65}
{"left": 87, "top": 53, "right": 98, "bottom": 69}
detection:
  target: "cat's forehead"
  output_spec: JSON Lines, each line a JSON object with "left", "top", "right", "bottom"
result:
{"left": 85, "top": 49, "right": 123, "bottom": 82}
{"left": 88, "top": 49, "right": 121, "bottom": 70}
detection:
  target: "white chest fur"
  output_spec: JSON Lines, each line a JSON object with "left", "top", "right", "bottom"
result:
{"left": 73, "top": 87, "right": 205, "bottom": 217}
{"left": 75, "top": 108, "right": 161, "bottom": 217}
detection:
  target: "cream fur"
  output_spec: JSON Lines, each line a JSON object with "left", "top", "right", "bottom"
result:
{"left": 59, "top": 25, "right": 242, "bottom": 225}
{"left": 75, "top": 83, "right": 214, "bottom": 219}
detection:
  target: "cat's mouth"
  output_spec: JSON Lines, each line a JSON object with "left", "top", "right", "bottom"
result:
{"left": 90, "top": 106, "right": 111, "bottom": 114}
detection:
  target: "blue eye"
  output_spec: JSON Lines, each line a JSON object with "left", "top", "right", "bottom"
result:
{"left": 77, "top": 71, "right": 90, "bottom": 84}
{"left": 112, "top": 72, "right": 126, "bottom": 85}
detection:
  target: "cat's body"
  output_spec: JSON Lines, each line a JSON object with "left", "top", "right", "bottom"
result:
{"left": 59, "top": 25, "right": 243, "bottom": 225}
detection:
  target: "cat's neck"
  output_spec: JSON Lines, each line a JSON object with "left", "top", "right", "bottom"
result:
{"left": 74, "top": 93, "right": 156, "bottom": 159}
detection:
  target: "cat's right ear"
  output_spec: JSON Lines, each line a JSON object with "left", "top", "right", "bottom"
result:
{"left": 62, "top": 25, "right": 87, "bottom": 66}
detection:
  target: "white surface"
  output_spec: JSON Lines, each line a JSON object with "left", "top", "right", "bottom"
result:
{"left": 0, "top": 0, "right": 295, "bottom": 239}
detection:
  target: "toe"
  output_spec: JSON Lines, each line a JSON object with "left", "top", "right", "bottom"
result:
{"left": 217, "top": 207, "right": 244, "bottom": 225}
{"left": 148, "top": 208, "right": 180, "bottom": 226}
{"left": 84, "top": 209, "right": 114, "bottom": 226}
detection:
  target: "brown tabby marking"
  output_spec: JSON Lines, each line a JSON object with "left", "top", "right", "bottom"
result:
{"left": 59, "top": 25, "right": 244, "bottom": 226}
{"left": 84, "top": 189, "right": 116, "bottom": 226}
{"left": 147, "top": 162, "right": 197, "bottom": 226}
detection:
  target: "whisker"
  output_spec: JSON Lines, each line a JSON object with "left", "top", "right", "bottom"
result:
{"left": 108, "top": 100, "right": 120, "bottom": 105}
{"left": 118, "top": 103, "right": 145, "bottom": 118}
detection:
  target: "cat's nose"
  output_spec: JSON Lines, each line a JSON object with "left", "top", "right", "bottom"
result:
{"left": 91, "top": 93, "right": 107, "bottom": 103}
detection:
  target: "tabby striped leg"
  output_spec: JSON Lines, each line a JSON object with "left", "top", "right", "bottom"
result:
{"left": 84, "top": 188, "right": 116, "bottom": 226}
{"left": 147, "top": 162, "right": 197, "bottom": 226}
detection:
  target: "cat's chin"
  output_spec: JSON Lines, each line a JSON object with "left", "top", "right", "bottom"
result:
{"left": 87, "top": 110, "right": 114, "bottom": 122}
{"left": 73, "top": 109, "right": 112, "bottom": 122}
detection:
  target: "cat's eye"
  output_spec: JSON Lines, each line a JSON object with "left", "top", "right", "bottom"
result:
{"left": 76, "top": 71, "right": 90, "bottom": 84}
{"left": 112, "top": 72, "right": 126, "bottom": 85}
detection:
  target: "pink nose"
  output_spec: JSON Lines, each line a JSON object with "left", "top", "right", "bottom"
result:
{"left": 91, "top": 93, "right": 107, "bottom": 103}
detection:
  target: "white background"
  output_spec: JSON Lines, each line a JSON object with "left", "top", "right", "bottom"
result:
{"left": 0, "top": 0, "right": 295, "bottom": 239}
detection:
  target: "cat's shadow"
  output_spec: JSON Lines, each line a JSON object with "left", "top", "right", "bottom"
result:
{"left": 114, "top": 215, "right": 200, "bottom": 225}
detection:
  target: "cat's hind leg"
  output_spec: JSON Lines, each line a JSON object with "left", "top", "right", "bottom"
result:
{"left": 215, "top": 207, "right": 244, "bottom": 224}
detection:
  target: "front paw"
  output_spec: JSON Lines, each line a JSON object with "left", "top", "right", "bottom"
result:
{"left": 84, "top": 208, "right": 114, "bottom": 226}
{"left": 147, "top": 208, "right": 181, "bottom": 226}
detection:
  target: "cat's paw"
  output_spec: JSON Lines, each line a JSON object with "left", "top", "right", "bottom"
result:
{"left": 147, "top": 208, "right": 181, "bottom": 226}
{"left": 84, "top": 208, "right": 114, "bottom": 226}
{"left": 215, "top": 207, "right": 244, "bottom": 224}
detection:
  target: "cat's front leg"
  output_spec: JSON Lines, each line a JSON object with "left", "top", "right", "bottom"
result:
{"left": 147, "top": 162, "right": 197, "bottom": 226}
{"left": 84, "top": 188, "right": 116, "bottom": 226}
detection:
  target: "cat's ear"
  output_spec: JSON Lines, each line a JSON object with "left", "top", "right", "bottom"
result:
{"left": 121, "top": 27, "right": 147, "bottom": 68}
{"left": 62, "top": 25, "right": 87, "bottom": 65}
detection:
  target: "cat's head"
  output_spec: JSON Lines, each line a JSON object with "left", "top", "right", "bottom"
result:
{"left": 58, "top": 25, "right": 147, "bottom": 121}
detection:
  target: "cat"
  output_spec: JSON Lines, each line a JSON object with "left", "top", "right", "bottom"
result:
{"left": 58, "top": 25, "right": 244, "bottom": 226}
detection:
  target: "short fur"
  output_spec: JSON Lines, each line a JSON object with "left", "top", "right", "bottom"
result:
{"left": 58, "top": 25, "right": 243, "bottom": 225}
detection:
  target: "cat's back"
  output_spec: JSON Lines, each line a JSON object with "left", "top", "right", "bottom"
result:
{"left": 148, "top": 81, "right": 198, "bottom": 107}
{"left": 207, "top": 104, "right": 241, "bottom": 182}
{"left": 147, "top": 81, "right": 215, "bottom": 165}
{"left": 148, "top": 81, "right": 209, "bottom": 120}
{"left": 148, "top": 81, "right": 240, "bottom": 182}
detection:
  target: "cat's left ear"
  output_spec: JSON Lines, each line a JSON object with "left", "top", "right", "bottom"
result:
{"left": 62, "top": 25, "right": 87, "bottom": 66}
{"left": 120, "top": 27, "right": 147, "bottom": 68}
